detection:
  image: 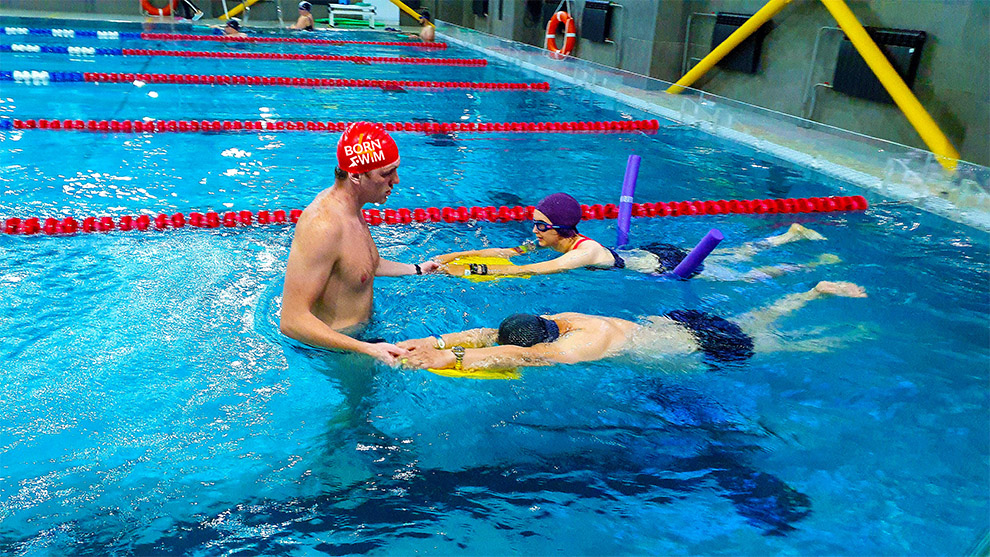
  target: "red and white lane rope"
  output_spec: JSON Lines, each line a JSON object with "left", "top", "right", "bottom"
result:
{"left": 118, "top": 47, "right": 482, "bottom": 65}
{"left": 140, "top": 32, "right": 448, "bottom": 49}
{"left": 3, "top": 118, "right": 658, "bottom": 134}
{"left": 1, "top": 70, "right": 543, "bottom": 90}
{"left": 2, "top": 40, "right": 482, "bottom": 65}
{"left": 2, "top": 196, "right": 869, "bottom": 235}
{"left": 8, "top": 26, "right": 448, "bottom": 48}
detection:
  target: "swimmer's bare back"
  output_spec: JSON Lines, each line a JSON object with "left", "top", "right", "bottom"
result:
{"left": 548, "top": 313, "right": 639, "bottom": 361}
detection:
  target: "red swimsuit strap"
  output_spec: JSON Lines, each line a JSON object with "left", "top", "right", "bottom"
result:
{"left": 569, "top": 235, "right": 592, "bottom": 251}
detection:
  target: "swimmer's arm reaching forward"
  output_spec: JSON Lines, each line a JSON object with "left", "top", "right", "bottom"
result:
{"left": 402, "top": 325, "right": 612, "bottom": 370}
{"left": 403, "top": 344, "right": 561, "bottom": 370}
{"left": 432, "top": 244, "right": 535, "bottom": 265}
{"left": 398, "top": 328, "right": 498, "bottom": 352}
{"left": 443, "top": 247, "right": 598, "bottom": 276}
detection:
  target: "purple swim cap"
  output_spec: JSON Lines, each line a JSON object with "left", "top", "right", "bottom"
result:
{"left": 535, "top": 193, "right": 582, "bottom": 232}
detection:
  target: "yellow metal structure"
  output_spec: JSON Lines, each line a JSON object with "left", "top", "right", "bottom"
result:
{"left": 666, "top": 0, "right": 792, "bottom": 95}
{"left": 219, "top": 0, "right": 263, "bottom": 21}
{"left": 666, "top": 0, "right": 959, "bottom": 171}
{"left": 820, "top": 0, "right": 958, "bottom": 169}
{"left": 389, "top": 0, "right": 435, "bottom": 27}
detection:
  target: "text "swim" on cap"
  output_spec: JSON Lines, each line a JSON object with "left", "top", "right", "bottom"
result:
{"left": 336, "top": 122, "right": 400, "bottom": 174}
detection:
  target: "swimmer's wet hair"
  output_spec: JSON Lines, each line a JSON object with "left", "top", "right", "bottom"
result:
{"left": 498, "top": 314, "right": 560, "bottom": 347}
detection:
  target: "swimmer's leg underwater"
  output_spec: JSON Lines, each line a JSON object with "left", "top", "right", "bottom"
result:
{"left": 730, "top": 281, "right": 867, "bottom": 353}
{"left": 709, "top": 252, "right": 842, "bottom": 283}
{"left": 710, "top": 223, "right": 828, "bottom": 263}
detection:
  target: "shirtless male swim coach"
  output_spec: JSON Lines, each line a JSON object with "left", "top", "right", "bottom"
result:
{"left": 280, "top": 122, "right": 438, "bottom": 363}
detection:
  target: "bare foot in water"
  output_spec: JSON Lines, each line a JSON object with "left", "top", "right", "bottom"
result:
{"left": 721, "top": 223, "right": 830, "bottom": 260}
{"left": 810, "top": 253, "right": 841, "bottom": 267}
{"left": 775, "top": 223, "right": 827, "bottom": 244}
{"left": 814, "top": 280, "right": 867, "bottom": 298}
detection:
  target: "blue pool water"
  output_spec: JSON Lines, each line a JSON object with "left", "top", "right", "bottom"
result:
{"left": 1, "top": 19, "right": 988, "bottom": 556}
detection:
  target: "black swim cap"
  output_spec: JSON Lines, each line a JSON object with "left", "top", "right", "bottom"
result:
{"left": 226, "top": 18, "right": 241, "bottom": 30}
{"left": 498, "top": 314, "right": 560, "bottom": 347}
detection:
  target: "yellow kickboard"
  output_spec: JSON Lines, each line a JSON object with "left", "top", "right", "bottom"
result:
{"left": 449, "top": 255, "right": 529, "bottom": 281}
{"left": 426, "top": 255, "right": 525, "bottom": 378}
{"left": 427, "top": 367, "right": 520, "bottom": 380}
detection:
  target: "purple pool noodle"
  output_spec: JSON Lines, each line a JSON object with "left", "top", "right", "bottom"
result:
{"left": 672, "top": 229, "right": 723, "bottom": 279}
{"left": 615, "top": 154, "right": 641, "bottom": 248}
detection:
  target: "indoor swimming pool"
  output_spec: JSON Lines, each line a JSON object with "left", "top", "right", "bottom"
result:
{"left": 1, "top": 15, "right": 988, "bottom": 556}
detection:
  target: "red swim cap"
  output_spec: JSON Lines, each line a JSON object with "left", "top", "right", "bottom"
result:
{"left": 336, "top": 122, "right": 399, "bottom": 174}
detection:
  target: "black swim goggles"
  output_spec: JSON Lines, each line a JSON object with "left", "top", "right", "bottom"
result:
{"left": 533, "top": 220, "right": 571, "bottom": 232}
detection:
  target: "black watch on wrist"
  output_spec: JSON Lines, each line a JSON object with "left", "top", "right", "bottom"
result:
{"left": 451, "top": 346, "right": 465, "bottom": 370}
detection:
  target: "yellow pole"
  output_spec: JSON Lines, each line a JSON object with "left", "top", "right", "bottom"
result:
{"left": 389, "top": 0, "right": 435, "bottom": 27}
{"left": 819, "top": 0, "right": 959, "bottom": 170}
{"left": 219, "top": 0, "right": 262, "bottom": 21}
{"left": 667, "top": 0, "right": 792, "bottom": 95}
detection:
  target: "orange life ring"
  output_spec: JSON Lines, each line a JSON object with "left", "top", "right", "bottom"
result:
{"left": 545, "top": 11, "right": 576, "bottom": 56}
{"left": 141, "top": 0, "right": 175, "bottom": 16}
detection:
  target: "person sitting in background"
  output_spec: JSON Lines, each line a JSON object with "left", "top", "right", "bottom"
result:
{"left": 399, "top": 281, "right": 868, "bottom": 372}
{"left": 433, "top": 192, "right": 838, "bottom": 281}
{"left": 289, "top": 1, "right": 315, "bottom": 30}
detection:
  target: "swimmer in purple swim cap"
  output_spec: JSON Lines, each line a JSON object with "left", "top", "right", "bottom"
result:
{"left": 432, "top": 192, "right": 836, "bottom": 280}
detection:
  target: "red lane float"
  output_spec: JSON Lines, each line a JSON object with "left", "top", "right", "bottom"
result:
{"left": 140, "top": 32, "right": 447, "bottom": 49}
{"left": 119, "top": 48, "right": 484, "bottom": 66}
{"left": 1, "top": 196, "right": 868, "bottom": 236}
{"left": 71, "top": 71, "right": 546, "bottom": 91}
{"left": 9, "top": 118, "right": 660, "bottom": 134}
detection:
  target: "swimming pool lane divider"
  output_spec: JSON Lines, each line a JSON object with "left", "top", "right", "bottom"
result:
{"left": 4, "top": 26, "right": 448, "bottom": 49}
{"left": 141, "top": 32, "right": 449, "bottom": 50}
{"left": 0, "top": 70, "right": 547, "bottom": 91}
{"left": 1, "top": 118, "right": 652, "bottom": 133}
{"left": 2, "top": 196, "right": 868, "bottom": 236}
{"left": 0, "top": 43, "right": 483, "bottom": 66}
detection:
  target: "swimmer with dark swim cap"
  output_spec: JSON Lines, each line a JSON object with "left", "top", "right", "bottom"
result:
{"left": 432, "top": 191, "right": 839, "bottom": 281}
{"left": 219, "top": 17, "right": 246, "bottom": 37}
{"left": 289, "top": 1, "right": 315, "bottom": 30}
{"left": 280, "top": 122, "right": 439, "bottom": 365}
{"left": 394, "top": 7, "right": 435, "bottom": 42}
{"left": 398, "top": 282, "right": 868, "bottom": 372}
{"left": 498, "top": 314, "right": 560, "bottom": 347}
